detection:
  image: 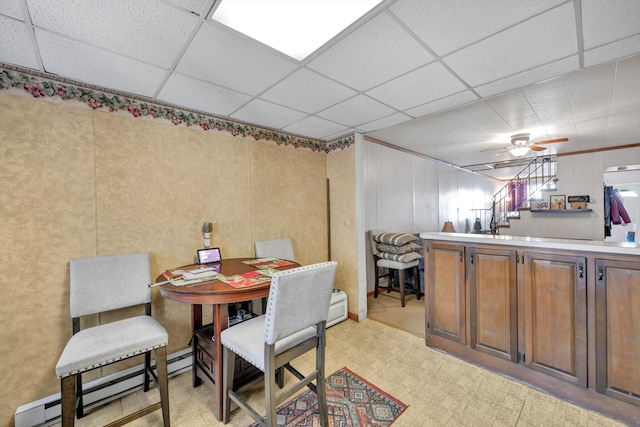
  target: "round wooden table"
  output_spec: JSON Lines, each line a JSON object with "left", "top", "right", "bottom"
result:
{"left": 156, "top": 257, "right": 299, "bottom": 421}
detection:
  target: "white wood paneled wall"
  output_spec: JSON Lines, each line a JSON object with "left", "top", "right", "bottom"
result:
{"left": 360, "top": 138, "right": 497, "bottom": 296}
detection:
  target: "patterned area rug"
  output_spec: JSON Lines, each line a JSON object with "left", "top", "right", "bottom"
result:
{"left": 250, "top": 367, "right": 407, "bottom": 426}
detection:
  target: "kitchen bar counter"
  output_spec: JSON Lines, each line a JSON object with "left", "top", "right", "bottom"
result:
{"left": 420, "top": 232, "right": 640, "bottom": 425}
{"left": 420, "top": 231, "right": 639, "bottom": 255}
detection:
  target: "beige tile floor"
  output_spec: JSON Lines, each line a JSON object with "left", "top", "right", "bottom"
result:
{"left": 367, "top": 289, "right": 425, "bottom": 337}
{"left": 63, "top": 308, "right": 624, "bottom": 427}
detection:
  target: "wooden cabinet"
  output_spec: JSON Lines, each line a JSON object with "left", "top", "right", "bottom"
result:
{"left": 194, "top": 324, "right": 261, "bottom": 389}
{"left": 427, "top": 242, "right": 465, "bottom": 344}
{"left": 523, "top": 252, "right": 587, "bottom": 386}
{"left": 423, "top": 234, "right": 640, "bottom": 424}
{"left": 595, "top": 258, "right": 640, "bottom": 406}
{"left": 468, "top": 247, "right": 517, "bottom": 362}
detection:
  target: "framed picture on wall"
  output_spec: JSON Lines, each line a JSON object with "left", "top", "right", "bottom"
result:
{"left": 530, "top": 198, "right": 548, "bottom": 210}
{"left": 550, "top": 194, "right": 566, "bottom": 210}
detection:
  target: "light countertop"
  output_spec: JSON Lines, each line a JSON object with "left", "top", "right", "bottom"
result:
{"left": 419, "top": 232, "right": 640, "bottom": 256}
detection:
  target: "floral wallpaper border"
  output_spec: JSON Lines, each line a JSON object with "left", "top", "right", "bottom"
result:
{"left": 0, "top": 65, "right": 354, "bottom": 153}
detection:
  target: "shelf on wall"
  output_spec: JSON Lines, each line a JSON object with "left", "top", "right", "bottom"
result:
{"left": 530, "top": 209, "right": 593, "bottom": 213}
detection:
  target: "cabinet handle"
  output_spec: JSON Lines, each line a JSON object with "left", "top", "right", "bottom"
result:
{"left": 459, "top": 250, "right": 463, "bottom": 262}
{"left": 597, "top": 265, "right": 604, "bottom": 282}
{"left": 470, "top": 252, "right": 474, "bottom": 264}
{"left": 578, "top": 262, "right": 584, "bottom": 279}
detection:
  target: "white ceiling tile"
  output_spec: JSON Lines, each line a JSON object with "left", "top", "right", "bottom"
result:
{"left": 457, "top": 101, "right": 515, "bottom": 136}
{"left": 0, "top": 0, "right": 23, "bottom": 19}
{"left": 359, "top": 112, "right": 412, "bottom": 133}
{"left": 261, "top": 69, "right": 356, "bottom": 114}
{"left": 176, "top": 23, "right": 297, "bottom": 96}
{"left": 308, "top": 11, "right": 433, "bottom": 91}
{"left": 606, "top": 111, "right": 640, "bottom": 145}
{"left": 522, "top": 76, "right": 570, "bottom": 108}
{"left": 0, "top": 16, "right": 40, "bottom": 69}
{"left": 487, "top": 90, "right": 533, "bottom": 117}
{"left": 283, "top": 116, "right": 347, "bottom": 140}
{"left": 486, "top": 91, "right": 552, "bottom": 134}
{"left": 157, "top": 73, "right": 251, "bottom": 116}
{"left": 610, "top": 54, "right": 640, "bottom": 115}
{"left": 390, "top": 0, "right": 565, "bottom": 56}
{"left": 164, "top": 0, "right": 210, "bottom": 16}
{"left": 581, "top": 0, "right": 640, "bottom": 50}
{"left": 473, "top": 56, "right": 579, "bottom": 98}
{"left": 574, "top": 118, "right": 608, "bottom": 150}
{"left": 366, "top": 62, "right": 467, "bottom": 110}
{"left": 565, "top": 61, "right": 615, "bottom": 123}
{"left": 405, "top": 91, "right": 479, "bottom": 118}
{"left": 317, "top": 95, "right": 395, "bottom": 127}
{"left": 444, "top": 3, "right": 577, "bottom": 87}
{"left": 231, "top": 99, "right": 307, "bottom": 130}
{"left": 26, "top": 0, "right": 197, "bottom": 68}
{"left": 35, "top": 29, "right": 166, "bottom": 97}
{"left": 584, "top": 34, "right": 640, "bottom": 68}
{"left": 522, "top": 78, "right": 575, "bottom": 129}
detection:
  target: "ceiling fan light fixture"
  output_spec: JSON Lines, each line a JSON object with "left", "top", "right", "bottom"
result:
{"left": 510, "top": 146, "right": 531, "bottom": 157}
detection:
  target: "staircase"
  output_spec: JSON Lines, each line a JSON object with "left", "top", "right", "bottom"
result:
{"left": 474, "top": 157, "right": 557, "bottom": 233}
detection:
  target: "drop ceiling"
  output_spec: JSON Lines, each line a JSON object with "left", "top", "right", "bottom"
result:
{"left": 1, "top": 0, "right": 639, "bottom": 179}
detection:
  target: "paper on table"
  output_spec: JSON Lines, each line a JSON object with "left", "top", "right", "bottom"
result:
{"left": 217, "top": 271, "right": 271, "bottom": 289}
{"left": 181, "top": 269, "right": 218, "bottom": 280}
{"left": 242, "top": 258, "right": 296, "bottom": 269}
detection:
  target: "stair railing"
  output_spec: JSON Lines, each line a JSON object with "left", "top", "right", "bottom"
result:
{"left": 491, "top": 157, "right": 557, "bottom": 229}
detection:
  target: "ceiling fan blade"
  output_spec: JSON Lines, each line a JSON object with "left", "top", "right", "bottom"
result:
{"left": 533, "top": 137, "right": 569, "bottom": 145}
{"left": 530, "top": 146, "right": 547, "bottom": 152}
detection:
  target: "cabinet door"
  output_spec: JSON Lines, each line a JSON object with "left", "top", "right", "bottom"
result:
{"left": 524, "top": 252, "right": 587, "bottom": 387}
{"left": 595, "top": 258, "right": 640, "bottom": 406}
{"left": 427, "top": 242, "right": 466, "bottom": 344}
{"left": 468, "top": 247, "right": 517, "bottom": 361}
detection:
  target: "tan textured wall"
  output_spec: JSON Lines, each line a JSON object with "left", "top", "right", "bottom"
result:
{"left": 249, "top": 141, "right": 328, "bottom": 265}
{"left": 0, "top": 92, "right": 331, "bottom": 426}
{"left": 327, "top": 147, "right": 358, "bottom": 314}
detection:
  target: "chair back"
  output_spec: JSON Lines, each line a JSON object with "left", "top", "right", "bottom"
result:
{"left": 368, "top": 230, "right": 381, "bottom": 257}
{"left": 69, "top": 252, "right": 152, "bottom": 318}
{"left": 264, "top": 261, "right": 337, "bottom": 345}
{"left": 254, "top": 238, "right": 295, "bottom": 261}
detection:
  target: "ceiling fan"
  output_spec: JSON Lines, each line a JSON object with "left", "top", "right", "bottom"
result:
{"left": 484, "top": 133, "right": 569, "bottom": 157}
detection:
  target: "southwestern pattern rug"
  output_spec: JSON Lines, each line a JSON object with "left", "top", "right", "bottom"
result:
{"left": 251, "top": 367, "right": 407, "bottom": 426}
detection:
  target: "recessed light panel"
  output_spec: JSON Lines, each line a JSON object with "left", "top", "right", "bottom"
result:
{"left": 211, "top": 0, "right": 383, "bottom": 61}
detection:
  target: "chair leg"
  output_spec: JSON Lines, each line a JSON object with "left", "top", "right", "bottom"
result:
{"left": 373, "top": 259, "right": 380, "bottom": 298}
{"left": 143, "top": 351, "right": 151, "bottom": 392}
{"left": 61, "top": 375, "right": 75, "bottom": 427}
{"left": 415, "top": 266, "right": 422, "bottom": 300}
{"left": 265, "top": 346, "right": 278, "bottom": 427}
{"left": 75, "top": 373, "right": 84, "bottom": 419}
{"left": 155, "top": 347, "right": 170, "bottom": 427}
{"left": 399, "top": 269, "right": 406, "bottom": 307}
{"left": 222, "top": 346, "right": 236, "bottom": 424}
{"left": 386, "top": 269, "right": 393, "bottom": 293}
{"left": 316, "top": 328, "right": 329, "bottom": 427}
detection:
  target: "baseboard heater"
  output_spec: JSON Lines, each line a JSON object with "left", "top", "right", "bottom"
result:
{"left": 14, "top": 348, "right": 192, "bottom": 427}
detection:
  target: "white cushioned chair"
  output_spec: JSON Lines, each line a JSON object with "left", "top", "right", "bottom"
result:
{"left": 254, "top": 238, "right": 295, "bottom": 261}
{"left": 55, "top": 252, "right": 170, "bottom": 426}
{"left": 368, "top": 230, "right": 421, "bottom": 307}
{"left": 221, "top": 261, "right": 338, "bottom": 426}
